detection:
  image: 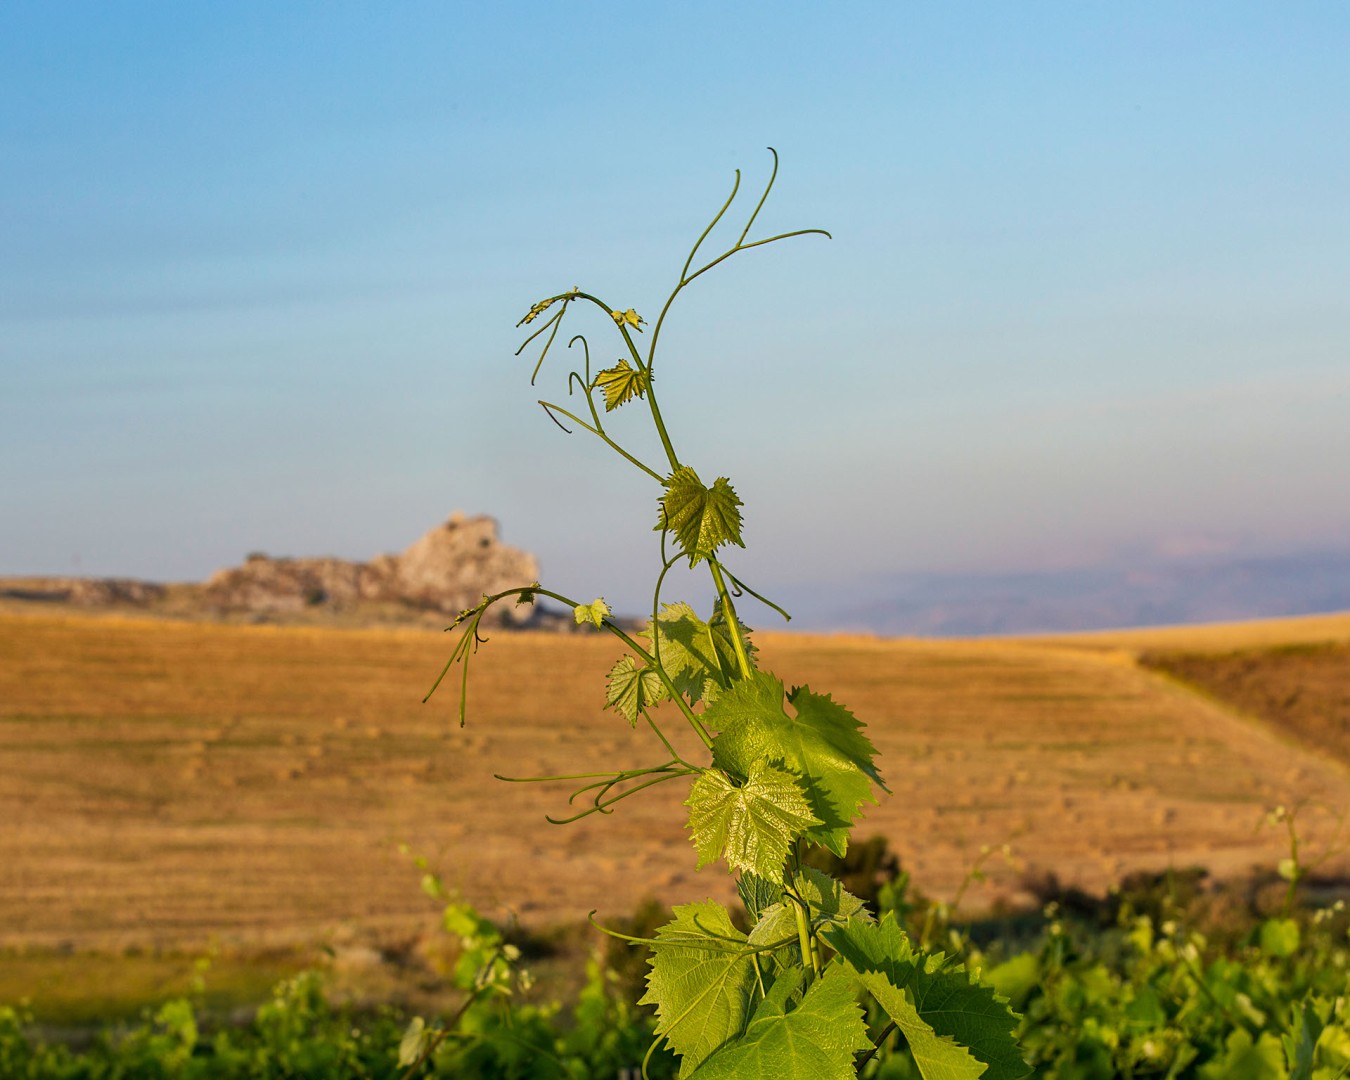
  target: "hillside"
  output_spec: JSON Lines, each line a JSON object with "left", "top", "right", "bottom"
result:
{"left": 2, "top": 608, "right": 1346, "bottom": 961}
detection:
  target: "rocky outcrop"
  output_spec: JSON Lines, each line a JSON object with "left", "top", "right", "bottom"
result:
{"left": 200, "top": 512, "right": 541, "bottom": 624}
{"left": 0, "top": 514, "right": 550, "bottom": 627}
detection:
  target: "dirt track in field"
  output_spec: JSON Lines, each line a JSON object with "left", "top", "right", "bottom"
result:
{"left": 1, "top": 609, "right": 1346, "bottom": 953}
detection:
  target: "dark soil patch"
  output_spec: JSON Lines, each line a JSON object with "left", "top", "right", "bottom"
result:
{"left": 1141, "top": 641, "right": 1350, "bottom": 767}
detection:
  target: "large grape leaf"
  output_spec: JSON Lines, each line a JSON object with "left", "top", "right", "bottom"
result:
{"left": 825, "top": 916, "right": 1028, "bottom": 1080}
{"left": 688, "top": 965, "right": 871, "bottom": 1080}
{"left": 706, "top": 672, "right": 884, "bottom": 856}
{"left": 593, "top": 358, "right": 647, "bottom": 411}
{"left": 639, "top": 901, "right": 760, "bottom": 1077}
{"left": 648, "top": 602, "right": 754, "bottom": 706}
{"left": 656, "top": 467, "right": 745, "bottom": 565}
{"left": 686, "top": 762, "right": 820, "bottom": 880}
{"left": 1198, "top": 1030, "right": 1287, "bottom": 1080}
{"left": 852, "top": 970, "right": 984, "bottom": 1080}
{"left": 605, "top": 656, "right": 664, "bottom": 726}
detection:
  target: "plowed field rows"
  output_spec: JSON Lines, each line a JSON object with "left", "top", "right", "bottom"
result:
{"left": 2, "top": 609, "right": 1347, "bottom": 953}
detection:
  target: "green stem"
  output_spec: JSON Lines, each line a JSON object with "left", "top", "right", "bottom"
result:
{"left": 1177, "top": 946, "right": 1242, "bottom": 1028}
{"left": 398, "top": 957, "right": 500, "bottom": 1080}
{"left": 644, "top": 712, "right": 696, "bottom": 770}
{"left": 735, "top": 146, "right": 778, "bottom": 247}
{"left": 495, "top": 767, "right": 666, "bottom": 783}
{"left": 855, "top": 1021, "right": 897, "bottom": 1072}
{"left": 708, "top": 560, "right": 752, "bottom": 679}
{"left": 560, "top": 329, "right": 670, "bottom": 484}
{"left": 536, "top": 400, "right": 663, "bottom": 481}
{"left": 528, "top": 587, "right": 712, "bottom": 749}
{"left": 790, "top": 888, "right": 819, "bottom": 981}
{"left": 647, "top": 390, "right": 680, "bottom": 474}
{"left": 725, "top": 570, "right": 792, "bottom": 623}
{"left": 785, "top": 845, "right": 820, "bottom": 981}
{"left": 1283, "top": 814, "right": 1301, "bottom": 918}
{"left": 589, "top": 912, "right": 797, "bottom": 955}
{"left": 544, "top": 768, "right": 696, "bottom": 825}
{"left": 438, "top": 584, "right": 712, "bottom": 750}
{"left": 535, "top": 289, "right": 681, "bottom": 474}
{"left": 615, "top": 321, "right": 681, "bottom": 473}
{"left": 681, "top": 227, "right": 831, "bottom": 291}
{"left": 643, "top": 170, "right": 744, "bottom": 381}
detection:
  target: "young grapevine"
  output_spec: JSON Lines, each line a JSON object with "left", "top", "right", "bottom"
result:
{"left": 428, "top": 151, "right": 1029, "bottom": 1080}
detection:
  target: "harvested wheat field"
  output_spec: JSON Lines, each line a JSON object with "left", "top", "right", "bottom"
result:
{"left": 1, "top": 608, "right": 1347, "bottom": 959}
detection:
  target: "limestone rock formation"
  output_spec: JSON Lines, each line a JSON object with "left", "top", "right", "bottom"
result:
{"left": 0, "top": 514, "right": 550, "bottom": 627}
{"left": 201, "top": 512, "right": 541, "bottom": 623}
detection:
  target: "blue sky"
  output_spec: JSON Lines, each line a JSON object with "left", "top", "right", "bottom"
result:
{"left": 3, "top": 3, "right": 1347, "bottom": 622}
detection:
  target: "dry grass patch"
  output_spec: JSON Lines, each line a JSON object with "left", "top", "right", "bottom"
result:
{"left": 2, "top": 608, "right": 1346, "bottom": 981}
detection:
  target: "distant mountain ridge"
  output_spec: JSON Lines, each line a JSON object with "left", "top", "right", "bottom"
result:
{"left": 783, "top": 549, "right": 1350, "bottom": 637}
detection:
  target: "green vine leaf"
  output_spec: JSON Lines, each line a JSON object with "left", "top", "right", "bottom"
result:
{"left": 736, "top": 871, "right": 783, "bottom": 926}
{"left": 573, "top": 597, "right": 610, "bottom": 629}
{"left": 705, "top": 672, "right": 884, "bottom": 857}
{"left": 397, "top": 1016, "right": 428, "bottom": 1068}
{"left": 648, "top": 602, "right": 754, "bottom": 706}
{"left": 687, "top": 965, "right": 871, "bottom": 1080}
{"left": 520, "top": 295, "right": 558, "bottom": 325}
{"left": 853, "top": 970, "right": 984, "bottom": 1080}
{"left": 1283, "top": 1000, "right": 1324, "bottom": 1080}
{"left": 605, "top": 656, "right": 664, "bottom": 726}
{"left": 1198, "top": 1030, "right": 1286, "bottom": 1080}
{"left": 593, "top": 358, "right": 648, "bottom": 412}
{"left": 825, "top": 916, "right": 1029, "bottom": 1080}
{"left": 638, "top": 901, "right": 759, "bottom": 1077}
{"left": 610, "top": 307, "right": 645, "bottom": 330}
{"left": 656, "top": 467, "right": 745, "bottom": 566}
{"left": 685, "top": 762, "right": 821, "bottom": 880}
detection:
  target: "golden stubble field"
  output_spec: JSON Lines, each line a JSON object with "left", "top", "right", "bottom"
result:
{"left": 1, "top": 607, "right": 1347, "bottom": 959}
